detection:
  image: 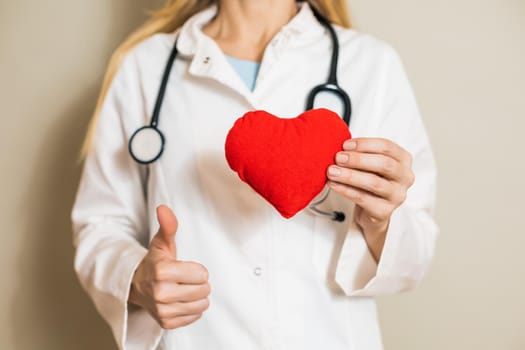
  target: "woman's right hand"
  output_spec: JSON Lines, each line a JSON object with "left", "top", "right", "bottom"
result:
{"left": 128, "top": 205, "right": 211, "bottom": 329}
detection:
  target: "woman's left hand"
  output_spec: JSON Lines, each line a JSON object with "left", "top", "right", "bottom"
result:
{"left": 326, "top": 137, "right": 415, "bottom": 262}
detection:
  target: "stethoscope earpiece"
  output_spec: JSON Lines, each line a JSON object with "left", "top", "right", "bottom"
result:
{"left": 308, "top": 187, "right": 347, "bottom": 222}
{"left": 332, "top": 211, "right": 346, "bottom": 222}
{"left": 128, "top": 126, "right": 165, "bottom": 164}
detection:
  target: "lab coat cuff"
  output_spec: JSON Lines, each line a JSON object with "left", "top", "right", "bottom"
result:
{"left": 334, "top": 204, "right": 414, "bottom": 296}
{"left": 117, "top": 245, "right": 164, "bottom": 350}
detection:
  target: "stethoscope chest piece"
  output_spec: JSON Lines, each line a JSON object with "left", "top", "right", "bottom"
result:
{"left": 128, "top": 126, "right": 165, "bottom": 164}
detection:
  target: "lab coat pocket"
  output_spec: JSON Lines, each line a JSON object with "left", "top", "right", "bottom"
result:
{"left": 311, "top": 199, "right": 356, "bottom": 294}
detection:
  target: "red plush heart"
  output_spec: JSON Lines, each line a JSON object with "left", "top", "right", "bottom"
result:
{"left": 224, "top": 108, "right": 351, "bottom": 218}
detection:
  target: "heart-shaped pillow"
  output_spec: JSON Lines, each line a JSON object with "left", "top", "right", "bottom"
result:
{"left": 224, "top": 108, "right": 351, "bottom": 218}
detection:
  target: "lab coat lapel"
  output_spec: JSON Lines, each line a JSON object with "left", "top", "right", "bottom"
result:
{"left": 188, "top": 36, "right": 258, "bottom": 107}
{"left": 175, "top": 1, "right": 326, "bottom": 109}
{"left": 176, "top": 4, "right": 257, "bottom": 107}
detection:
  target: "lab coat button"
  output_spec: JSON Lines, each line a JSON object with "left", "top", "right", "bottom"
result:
{"left": 253, "top": 267, "right": 262, "bottom": 276}
{"left": 203, "top": 56, "right": 210, "bottom": 64}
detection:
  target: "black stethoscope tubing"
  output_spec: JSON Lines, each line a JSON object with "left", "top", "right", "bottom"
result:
{"left": 306, "top": 8, "right": 351, "bottom": 126}
{"left": 129, "top": 7, "right": 352, "bottom": 221}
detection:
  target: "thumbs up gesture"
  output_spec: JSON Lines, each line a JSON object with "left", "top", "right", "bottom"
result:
{"left": 128, "top": 205, "right": 211, "bottom": 329}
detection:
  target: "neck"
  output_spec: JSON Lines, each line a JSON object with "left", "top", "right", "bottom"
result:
{"left": 202, "top": 0, "right": 299, "bottom": 61}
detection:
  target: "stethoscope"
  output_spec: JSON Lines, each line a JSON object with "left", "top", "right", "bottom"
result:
{"left": 128, "top": 6, "right": 352, "bottom": 222}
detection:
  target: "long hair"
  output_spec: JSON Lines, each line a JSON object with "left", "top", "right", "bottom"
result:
{"left": 80, "top": 0, "right": 351, "bottom": 158}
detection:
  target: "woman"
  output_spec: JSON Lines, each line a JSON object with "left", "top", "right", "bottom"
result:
{"left": 72, "top": 0, "right": 438, "bottom": 349}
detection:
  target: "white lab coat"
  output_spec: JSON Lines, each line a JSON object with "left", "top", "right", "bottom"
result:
{"left": 71, "top": 2, "right": 439, "bottom": 349}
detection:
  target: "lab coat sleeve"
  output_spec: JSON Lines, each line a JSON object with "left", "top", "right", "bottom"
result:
{"left": 334, "top": 44, "right": 439, "bottom": 296}
{"left": 71, "top": 51, "right": 163, "bottom": 349}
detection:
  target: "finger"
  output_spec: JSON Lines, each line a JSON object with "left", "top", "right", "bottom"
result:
{"left": 152, "top": 281, "right": 211, "bottom": 304}
{"left": 327, "top": 181, "right": 394, "bottom": 221}
{"left": 158, "top": 313, "right": 202, "bottom": 330}
{"left": 327, "top": 165, "right": 395, "bottom": 199}
{"left": 334, "top": 151, "right": 403, "bottom": 181}
{"left": 157, "top": 298, "right": 210, "bottom": 319}
{"left": 152, "top": 205, "right": 179, "bottom": 256}
{"left": 154, "top": 260, "right": 209, "bottom": 285}
{"left": 343, "top": 138, "right": 412, "bottom": 165}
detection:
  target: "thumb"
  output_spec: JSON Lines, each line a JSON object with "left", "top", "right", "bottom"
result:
{"left": 153, "top": 204, "right": 179, "bottom": 257}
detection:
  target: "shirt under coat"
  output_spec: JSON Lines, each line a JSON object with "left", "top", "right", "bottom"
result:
{"left": 71, "top": 2, "right": 439, "bottom": 349}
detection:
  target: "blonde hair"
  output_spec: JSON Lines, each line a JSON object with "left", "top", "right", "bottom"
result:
{"left": 80, "top": 0, "right": 351, "bottom": 158}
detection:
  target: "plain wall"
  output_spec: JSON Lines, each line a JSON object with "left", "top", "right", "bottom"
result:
{"left": 1, "top": 0, "right": 523, "bottom": 349}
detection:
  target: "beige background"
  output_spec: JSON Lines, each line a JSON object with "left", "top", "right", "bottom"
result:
{"left": 1, "top": 0, "right": 524, "bottom": 349}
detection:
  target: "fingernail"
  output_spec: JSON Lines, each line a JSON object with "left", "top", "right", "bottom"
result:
{"left": 328, "top": 166, "right": 341, "bottom": 177}
{"left": 335, "top": 153, "right": 348, "bottom": 164}
{"left": 344, "top": 140, "right": 356, "bottom": 150}
{"left": 327, "top": 181, "right": 340, "bottom": 188}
